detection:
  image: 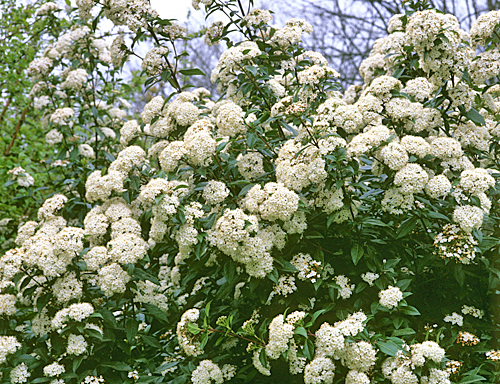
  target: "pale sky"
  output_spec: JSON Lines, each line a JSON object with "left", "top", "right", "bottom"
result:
{"left": 150, "top": 0, "right": 193, "bottom": 21}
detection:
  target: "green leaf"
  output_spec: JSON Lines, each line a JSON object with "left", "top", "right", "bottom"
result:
{"left": 305, "top": 231, "right": 323, "bottom": 239}
{"left": 303, "top": 338, "right": 315, "bottom": 360}
{"left": 294, "top": 326, "right": 308, "bottom": 338}
{"left": 426, "top": 211, "right": 450, "bottom": 221}
{"left": 268, "top": 267, "right": 279, "bottom": 284}
{"left": 100, "top": 308, "right": 117, "bottom": 328}
{"left": 459, "top": 375, "right": 486, "bottom": 384}
{"left": 84, "top": 328, "right": 103, "bottom": 341}
{"left": 72, "top": 355, "right": 85, "bottom": 373}
{"left": 145, "top": 304, "right": 169, "bottom": 323}
{"left": 351, "top": 243, "right": 364, "bottom": 265}
{"left": 125, "top": 319, "right": 139, "bottom": 342}
{"left": 187, "top": 323, "right": 201, "bottom": 335}
{"left": 399, "top": 305, "right": 421, "bottom": 316}
{"left": 155, "top": 361, "right": 179, "bottom": 374}
{"left": 179, "top": 68, "right": 206, "bottom": 76}
{"left": 101, "top": 361, "right": 132, "bottom": 371}
{"left": 134, "top": 268, "right": 160, "bottom": 285}
{"left": 172, "top": 377, "right": 187, "bottom": 384}
{"left": 376, "top": 340, "right": 401, "bottom": 356}
{"left": 36, "top": 293, "right": 50, "bottom": 312}
{"left": 140, "top": 334, "right": 162, "bottom": 348}
{"left": 396, "top": 279, "right": 412, "bottom": 291}
{"left": 465, "top": 107, "right": 485, "bottom": 126}
{"left": 392, "top": 328, "right": 416, "bottom": 337}
{"left": 396, "top": 217, "right": 418, "bottom": 239}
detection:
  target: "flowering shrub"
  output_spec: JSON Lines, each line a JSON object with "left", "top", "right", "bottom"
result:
{"left": 1, "top": 0, "right": 500, "bottom": 383}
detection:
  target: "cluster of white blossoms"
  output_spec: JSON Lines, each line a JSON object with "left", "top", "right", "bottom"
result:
{"left": 191, "top": 360, "right": 224, "bottom": 384}
{"left": 452, "top": 205, "right": 484, "bottom": 233}
{"left": 462, "top": 304, "right": 484, "bottom": 319}
{"left": 49, "top": 107, "right": 74, "bottom": 126}
{"left": 192, "top": 0, "right": 213, "bottom": 11}
{"left": 242, "top": 182, "right": 300, "bottom": 222}
{"left": 382, "top": 341, "right": 447, "bottom": 384}
{"left": 444, "top": 312, "right": 464, "bottom": 326}
{"left": 142, "top": 47, "right": 169, "bottom": 76}
{"left": 43, "top": 362, "right": 65, "bottom": 377}
{"left": 265, "top": 314, "right": 296, "bottom": 359}
{"left": 291, "top": 253, "right": 322, "bottom": 283}
{"left": 27, "top": 57, "right": 53, "bottom": 79}
{"left": 7, "top": 166, "right": 35, "bottom": 187}
{"left": 334, "top": 275, "right": 355, "bottom": 299}
{"left": 433, "top": 224, "right": 478, "bottom": 264}
{"left": 243, "top": 8, "right": 272, "bottom": 27}
{"left": 457, "top": 331, "right": 480, "bottom": 346}
{"left": 207, "top": 208, "right": 284, "bottom": 278}
{"left": 379, "top": 286, "right": 403, "bottom": 309}
{"left": 0, "top": 336, "right": 21, "bottom": 364}
{"left": 486, "top": 350, "right": 500, "bottom": 361}
{"left": 177, "top": 308, "right": 203, "bottom": 357}
{"left": 34, "top": 1, "right": 60, "bottom": 17}
{"left": 361, "top": 272, "right": 379, "bottom": 286}
{"left": 99, "top": 0, "right": 158, "bottom": 31}
{"left": 203, "top": 180, "right": 230, "bottom": 205}
{"left": 10, "top": 362, "right": 31, "bottom": 383}
{"left": 61, "top": 68, "right": 88, "bottom": 90}
{"left": 211, "top": 41, "right": 262, "bottom": 94}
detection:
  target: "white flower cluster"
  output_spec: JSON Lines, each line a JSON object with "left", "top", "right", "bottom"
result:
{"left": 243, "top": 183, "right": 300, "bottom": 221}
{"left": 7, "top": 166, "right": 34, "bottom": 187}
{"left": 434, "top": 224, "right": 477, "bottom": 264}
{"left": 35, "top": 2, "right": 60, "bottom": 17}
{"left": 379, "top": 286, "right": 403, "bottom": 309}
{"left": 334, "top": 275, "right": 355, "bottom": 299}
{"left": 457, "top": 331, "right": 480, "bottom": 346}
{"left": 208, "top": 209, "right": 286, "bottom": 278}
{"left": 461, "top": 305, "right": 483, "bottom": 318}
{"left": 142, "top": 47, "right": 169, "bottom": 76}
{"left": 211, "top": 42, "right": 261, "bottom": 95}
{"left": 444, "top": 312, "right": 463, "bottom": 326}
{"left": 67, "top": 334, "right": 88, "bottom": 355}
{"left": 27, "top": 57, "right": 53, "bottom": 79}
{"left": 203, "top": 180, "right": 230, "bottom": 205}
{"left": 61, "top": 68, "right": 88, "bottom": 90}
{"left": 50, "top": 107, "right": 74, "bottom": 126}
{"left": 177, "top": 308, "right": 203, "bottom": 356}
{"left": 291, "top": 253, "right": 322, "bottom": 283}
{"left": 0, "top": 336, "right": 21, "bottom": 364}
{"left": 191, "top": 360, "right": 224, "bottom": 384}
{"left": 265, "top": 314, "right": 295, "bottom": 359}
{"left": 43, "top": 362, "right": 65, "bottom": 377}
{"left": 361, "top": 272, "right": 379, "bottom": 286}
{"left": 452, "top": 205, "right": 484, "bottom": 233}
{"left": 10, "top": 362, "right": 31, "bottom": 383}
{"left": 86, "top": 146, "right": 145, "bottom": 202}
{"left": 243, "top": 8, "right": 272, "bottom": 27}
{"left": 382, "top": 341, "right": 446, "bottom": 384}
{"left": 102, "top": 0, "right": 159, "bottom": 31}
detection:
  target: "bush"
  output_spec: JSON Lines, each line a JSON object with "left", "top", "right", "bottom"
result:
{"left": 1, "top": 0, "right": 500, "bottom": 383}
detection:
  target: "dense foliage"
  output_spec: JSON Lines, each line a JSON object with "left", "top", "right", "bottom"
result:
{"left": 1, "top": 0, "right": 500, "bottom": 383}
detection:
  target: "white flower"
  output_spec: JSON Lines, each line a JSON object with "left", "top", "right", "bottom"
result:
{"left": 203, "top": 180, "right": 230, "bottom": 205}
{"left": 191, "top": 360, "right": 223, "bottom": 384}
{"left": 43, "top": 362, "right": 65, "bottom": 377}
{"left": 444, "top": 312, "right": 463, "bottom": 326}
{"left": 304, "top": 357, "right": 335, "bottom": 384}
{"left": 452, "top": 205, "right": 484, "bottom": 233}
{"left": 379, "top": 286, "right": 403, "bottom": 309}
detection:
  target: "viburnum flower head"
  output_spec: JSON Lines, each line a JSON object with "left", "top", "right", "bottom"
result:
{"left": 379, "top": 286, "right": 403, "bottom": 309}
